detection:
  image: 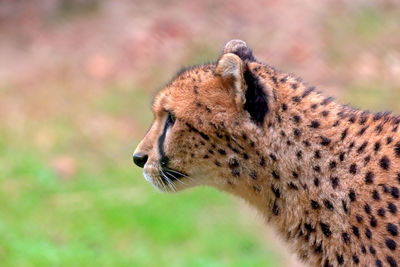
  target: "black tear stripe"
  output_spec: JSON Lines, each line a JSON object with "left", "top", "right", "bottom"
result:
{"left": 158, "top": 115, "right": 174, "bottom": 167}
{"left": 243, "top": 66, "right": 269, "bottom": 125}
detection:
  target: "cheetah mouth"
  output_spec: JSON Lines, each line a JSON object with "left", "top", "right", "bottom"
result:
{"left": 159, "top": 167, "right": 187, "bottom": 184}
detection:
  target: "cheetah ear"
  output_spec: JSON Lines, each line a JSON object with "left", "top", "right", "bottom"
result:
{"left": 216, "top": 53, "right": 246, "bottom": 108}
{"left": 222, "top": 39, "right": 256, "bottom": 62}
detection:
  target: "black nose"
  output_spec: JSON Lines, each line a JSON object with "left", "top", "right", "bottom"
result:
{"left": 133, "top": 153, "right": 148, "bottom": 168}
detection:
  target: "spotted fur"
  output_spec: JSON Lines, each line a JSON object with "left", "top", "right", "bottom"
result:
{"left": 133, "top": 40, "right": 400, "bottom": 267}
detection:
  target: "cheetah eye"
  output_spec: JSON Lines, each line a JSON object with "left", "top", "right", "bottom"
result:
{"left": 167, "top": 112, "right": 176, "bottom": 125}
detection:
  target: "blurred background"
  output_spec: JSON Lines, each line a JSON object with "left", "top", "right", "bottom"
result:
{"left": 0, "top": 0, "right": 399, "bottom": 266}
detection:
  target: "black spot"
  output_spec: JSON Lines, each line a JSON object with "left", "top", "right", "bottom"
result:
{"left": 311, "top": 200, "right": 320, "bottom": 209}
{"left": 374, "top": 141, "right": 381, "bottom": 152}
{"left": 342, "top": 199, "right": 348, "bottom": 213}
{"left": 314, "top": 150, "right": 321, "bottom": 159}
{"left": 322, "top": 110, "right": 329, "bottom": 117}
{"left": 302, "top": 86, "right": 315, "bottom": 98}
{"left": 365, "top": 228, "right": 372, "bottom": 239}
{"left": 397, "top": 173, "right": 400, "bottom": 183}
{"left": 296, "top": 150, "right": 303, "bottom": 159}
{"left": 339, "top": 152, "right": 345, "bottom": 161}
{"left": 314, "top": 243, "right": 322, "bottom": 254}
{"left": 329, "top": 161, "right": 337, "bottom": 169}
{"left": 378, "top": 207, "right": 386, "bottom": 217}
{"left": 304, "top": 223, "right": 315, "bottom": 232}
{"left": 395, "top": 142, "right": 400, "bottom": 157}
{"left": 217, "top": 149, "right": 226, "bottom": 155}
{"left": 242, "top": 153, "right": 249, "bottom": 160}
{"left": 293, "top": 128, "right": 301, "bottom": 137}
{"left": 375, "top": 124, "right": 384, "bottom": 133}
{"left": 352, "top": 226, "right": 360, "bottom": 238}
{"left": 388, "top": 203, "right": 397, "bottom": 214}
{"left": 324, "top": 200, "right": 334, "bottom": 211}
{"left": 292, "top": 96, "right": 301, "bottom": 103}
{"left": 331, "top": 177, "right": 339, "bottom": 189}
{"left": 292, "top": 172, "right": 299, "bottom": 178}
{"left": 320, "top": 223, "right": 331, "bottom": 237}
{"left": 310, "top": 120, "right": 320, "bottom": 128}
{"left": 349, "top": 115, "right": 356, "bottom": 123}
{"left": 303, "top": 140, "right": 311, "bottom": 147}
{"left": 341, "top": 128, "right": 348, "bottom": 140}
{"left": 391, "top": 186, "right": 399, "bottom": 198}
{"left": 349, "top": 164, "right": 357, "bottom": 174}
{"left": 320, "top": 136, "right": 331, "bottom": 146}
{"left": 252, "top": 185, "right": 261, "bottom": 193}
{"left": 361, "top": 245, "right": 366, "bottom": 254}
{"left": 365, "top": 172, "right": 374, "bottom": 184}
{"left": 231, "top": 168, "right": 241, "bottom": 177}
{"left": 357, "top": 141, "right": 368, "bottom": 153}
{"left": 249, "top": 170, "right": 257, "bottom": 180}
{"left": 379, "top": 156, "right": 390, "bottom": 170}
{"left": 271, "top": 185, "right": 280, "bottom": 198}
{"left": 321, "top": 97, "right": 333, "bottom": 105}
{"left": 342, "top": 232, "right": 350, "bottom": 244}
{"left": 272, "top": 171, "right": 280, "bottom": 180}
{"left": 376, "top": 259, "right": 383, "bottom": 267}
{"left": 372, "top": 190, "right": 380, "bottom": 200}
{"left": 387, "top": 136, "right": 393, "bottom": 144}
{"left": 349, "top": 141, "right": 355, "bottom": 149}
{"left": 370, "top": 216, "right": 377, "bottom": 227}
{"left": 243, "top": 67, "right": 268, "bottom": 125}
{"left": 385, "top": 238, "right": 396, "bottom": 250}
{"left": 311, "top": 103, "right": 318, "bottom": 109}
{"left": 314, "top": 178, "right": 320, "bottom": 187}
{"left": 356, "top": 214, "right": 363, "bottom": 223}
{"left": 323, "top": 259, "right": 331, "bottom": 267}
{"left": 336, "top": 254, "right": 344, "bottom": 265}
{"left": 292, "top": 115, "right": 301, "bottom": 123}
{"left": 214, "top": 160, "right": 221, "bottom": 167}
{"left": 282, "top": 103, "right": 288, "bottom": 111}
{"left": 352, "top": 255, "right": 359, "bottom": 265}
{"left": 364, "top": 155, "right": 371, "bottom": 165}
{"left": 387, "top": 223, "right": 398, "bottom": 236}
{"left": 288, "top": 182, "right": 298, "bottom": 190}
{"left": 272, "top": 201, "right": 280, "bottom": 216}
{"left": 313, "top": 165, "right": 321, "bottom": 172}
{"left": 349, "top": 189, "right": 356, "bottom": 202}
{"left": 386, "top": 256, "right": 397, "bottom": 267}
{"left": 369, "top": 246, "right": 376, "bottom": 255}
{"left": 357, "top": 126, "right": 368, "bottom": 136}
{"left": 333, "top": 120, "right": 340, "bottom": 127}
{"left": 365, "top": 204, "right": 372, "bottom": 214}
{"left": 291, "top": 83, "right": 298, "bottom": 90}
{"left": 259, "top": 157, "right": 265, "bottom": 166}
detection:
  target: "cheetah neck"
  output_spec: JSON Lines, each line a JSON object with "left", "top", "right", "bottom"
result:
{"left": 220, "top": 66, "right": 400, "bottom": 266}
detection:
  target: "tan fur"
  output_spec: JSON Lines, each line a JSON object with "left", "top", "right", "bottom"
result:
{"left": 134, "top": 41, "right": 400, "bottom": 267}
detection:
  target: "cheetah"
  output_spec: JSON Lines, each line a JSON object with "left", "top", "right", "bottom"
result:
{"left": 133, "top": 39, "right": 400, "bottom": 267}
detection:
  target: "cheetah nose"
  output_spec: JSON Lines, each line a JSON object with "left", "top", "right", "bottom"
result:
{"left": 133, "top": 153, "right": 148, "bottom": 168}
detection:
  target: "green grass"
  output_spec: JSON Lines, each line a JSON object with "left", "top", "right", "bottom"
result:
{"left": 0, "top": 81, "right": 283, "bottom": 266}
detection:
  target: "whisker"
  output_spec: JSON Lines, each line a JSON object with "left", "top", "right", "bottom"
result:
{"left": 161, "top": 170, "right": 176, "bottom": 192}
{"left": 164, "top": 171, "right": 186, "bottom": 185}
{"left": 164, "top": 168, "right": 187, "bottom": 177}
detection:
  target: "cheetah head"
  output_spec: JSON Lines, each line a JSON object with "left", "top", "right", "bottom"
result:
{"left": 133, "top": 40, "right": 274, "bottom": 193}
